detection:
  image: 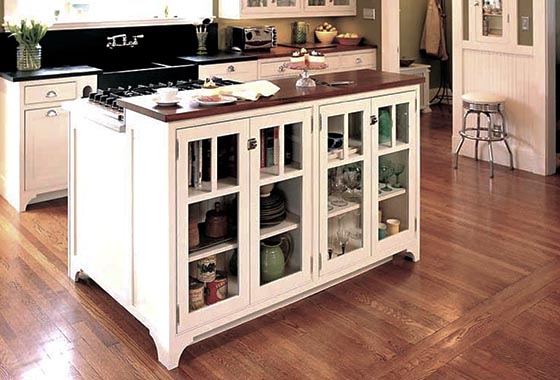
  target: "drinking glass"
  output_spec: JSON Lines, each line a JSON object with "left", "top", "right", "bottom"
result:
{"left": 342, "top": 165, "right": 361, "bottom": 202}
{"left": 337, "top": 229, "right": 350, "bottom": 255}
{"left": 379, "top": 160, "right": 394, "bottom": 192}
{"left": 329, "top": 167, "right": 348, "bottom": 207}
{"left": 393, "top": 162, "right": 405, "bottom": 188}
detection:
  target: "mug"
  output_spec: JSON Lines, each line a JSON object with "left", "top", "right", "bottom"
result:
{"left": 386, "top": 219, "right": 400, "bottom": 236}
{"left": 378, "top": 223, "right": 387, "bottom": 240}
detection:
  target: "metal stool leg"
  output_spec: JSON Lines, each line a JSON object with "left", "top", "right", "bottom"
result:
{"left": 488, "top": 141, "right": 495, "bottom": 178}
{"left": 454, "top": 136, "right": 466, "bottom": 169}
{"left": 498, "top": 111, "right": 514, "bottom": 170}
{"left": 475, "top": 112, "right": 481, "bottom": 161}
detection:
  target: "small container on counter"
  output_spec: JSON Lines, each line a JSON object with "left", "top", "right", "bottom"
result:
{"left": 205, "top": 271, "right": 228, "bottom": 305}
{"left": 189, "top": 278, "right": 205, "bottom": 311}
{"left": 196, "top": 255, "right": 217, "bottom": 283}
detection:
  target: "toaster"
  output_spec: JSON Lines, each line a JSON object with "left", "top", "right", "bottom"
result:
{"left": 230, "top": 26, "right": 276, "bottom": 51}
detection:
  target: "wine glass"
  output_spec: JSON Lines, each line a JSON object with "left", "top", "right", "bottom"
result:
{"left": 329, "top": 167, "right": 348, "bottom": 207}
{"left": 379, "top": 160, "right": 394, "bottom": 192}
{"left": 393, "top": 162, "right": 405, "bottom": 188}
{"left": 337, "top": 229, "right": 350, "bottom": 256}
{"left": 342, "top": 165, "right": 361, "bottom": 202}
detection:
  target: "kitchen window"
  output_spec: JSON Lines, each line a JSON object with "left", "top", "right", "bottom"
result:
{"left": 4, "top": 0, "right": 213, "bottom": 27}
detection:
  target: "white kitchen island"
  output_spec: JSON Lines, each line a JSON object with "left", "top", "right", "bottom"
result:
{"left": 69, "top": 69, "right": 423, "bottom": 369}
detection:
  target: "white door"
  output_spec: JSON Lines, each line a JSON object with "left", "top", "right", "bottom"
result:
{"left": 176, "top": 119, "right": 250, "bottom": 332}
{"left": 24, "top": 107, "right": 69, "bottom": 191}
{"left": 319, "top": 99, "right": 372, "bottom": 277}
{"left": 249, "top": 108, "right": 314, "bottom": 302}
{"left": 371, "top": 91, "right": 417, "bottom": 260}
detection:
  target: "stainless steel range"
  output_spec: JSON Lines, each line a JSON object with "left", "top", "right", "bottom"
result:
{"left": 82, "top": 63, "right": 240, "bottom": 132}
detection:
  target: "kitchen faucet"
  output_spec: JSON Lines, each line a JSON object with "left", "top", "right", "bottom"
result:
{"left": 106, "top": 34, "right": 144, "bottom": 49}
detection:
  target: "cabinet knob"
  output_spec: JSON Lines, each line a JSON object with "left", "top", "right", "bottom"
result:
{"left": 370, "top": 115, "right": 378, "bottom": 125}
{"left": 278, "top": 65, "right": 286, "bottom": 72}
{"left": 45, "top": 90, "right": 58, "bottom": 98}
{"left": 247, "top": 138, "right": 258, "bottom": 150}
{"left": 46, "top": 109, "right": 59, "bottom": 117}
{"left": 355, "top": 57, "right": 363, "bottom": 64}
{"left": 227, "top": 65, "right": 236, "bottom": 72}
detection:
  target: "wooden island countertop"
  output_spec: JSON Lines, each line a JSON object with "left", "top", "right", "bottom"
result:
{"left": 117, "top": 69, "right": 424, "bottom": 123}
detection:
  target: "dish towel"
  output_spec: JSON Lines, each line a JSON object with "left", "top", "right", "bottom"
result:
{"left": 218, "top": 80, "right": 281, "bottom": 101}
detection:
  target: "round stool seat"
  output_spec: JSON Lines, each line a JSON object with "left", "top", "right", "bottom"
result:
{"left": 462, "top": 92, "right": 506, "bottom": 105}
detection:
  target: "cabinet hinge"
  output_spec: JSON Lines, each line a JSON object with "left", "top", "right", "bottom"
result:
{"left": 415, "top": 217, "right": 418, "bottom": 232}
{"left": 176, "top": 139, "right": 179, "bottom": 160}
{"left": 311, "top": 115, "right": 314, "bottom": 133}
{"left": 319, "top": 253, "right": 322, "bottom": 271}
{"left": 310, "top": 256, "right": 313, "bottom": 272}
{"left": 247, "top": 137, "right": 258, "bottom": 151}
{"left": 319, "top": 114, "right": 323, "bottom": 132}
{"left": 176, "top": 305, "right": 180, "bottom": 325}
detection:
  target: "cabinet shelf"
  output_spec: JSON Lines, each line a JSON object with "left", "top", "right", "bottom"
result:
{"left": 378, "top": 187, "right": 406, "bottom": 202}
{"left": 378, "top": 142, "right": 410, "bottom": 156}
{"left": 260, "top": 167, "right": 303, "bottom": 186}
{"left": 328, "top": 200, "right": 361, "bottom": 219}
{"left": 327, "top": 154, "right": 364, "bottom": 169}
{"left": 260, "top": 212, "right": 300, "bottom": 240}
{"left": 189, "top": 241, "right": 239, "bottom": 263}
{"left": 187, "top": 179, "right": 240, "bottom": 204}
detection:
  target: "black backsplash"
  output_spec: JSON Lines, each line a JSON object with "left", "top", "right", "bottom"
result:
{"left": 0, "top": 23, "right": 218, "bottom": 72}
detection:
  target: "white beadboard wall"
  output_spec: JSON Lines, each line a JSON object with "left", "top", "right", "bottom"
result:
{"left": 452, "top": 0, "right": 553, "bottom": 176}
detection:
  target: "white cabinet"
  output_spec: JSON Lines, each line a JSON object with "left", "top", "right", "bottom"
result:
{"left": 69, "top": 84, "right": 420, "bottom": 370}
{"left": 0, "top": 75, "right": 97, "bottom": 211}
{"left": 198, "top": 60, "right": 258, "bottom": 82}
{"left": 399, "top": 63, "right": 431, "bottom": 113}
{"left": 469, "top": 0, "right": 511, "bottom": 44}
{"left": 219, "top": 0, "right": 355, "bottom": 18}
{"left": 303, "top": 0, "right": 356, "bottom": 16}
{"left": 24, "top": 107, "right": 69, "bottom": 191}
{"left": 258, "top": 48, "right": 377, "bottom": 80}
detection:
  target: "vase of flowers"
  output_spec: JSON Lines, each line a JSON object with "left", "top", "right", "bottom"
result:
{"left": 3, "top": 18, "right": 49, "bottom": 71}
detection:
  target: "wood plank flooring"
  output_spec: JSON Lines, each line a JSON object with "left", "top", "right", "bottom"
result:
{"left": 1, "top": 105, "right": 559, "bottom": 379}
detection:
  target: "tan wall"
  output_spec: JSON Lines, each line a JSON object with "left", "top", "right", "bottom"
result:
{"left": 0, "top": 0, "right": 4, "bottom": 22}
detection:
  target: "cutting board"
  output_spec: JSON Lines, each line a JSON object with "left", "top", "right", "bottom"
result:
{"left": 279, "top": 43, "right": 337, "bottom": 49}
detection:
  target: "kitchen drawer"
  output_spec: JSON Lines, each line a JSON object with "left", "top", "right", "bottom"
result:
{"left": 24, "top": 81, "right": 77, "bottom": 105}
{"left": 24, "top": 107, "right": 69, "bottom": 191}
{"left": 199, "top": 61, "right": 258, "bottom": 82}
{"left": 259, "top": 55, "right": 341, "bottom": 80}
{"left": 338, "top": 50, "right": 376, "bottom": 70}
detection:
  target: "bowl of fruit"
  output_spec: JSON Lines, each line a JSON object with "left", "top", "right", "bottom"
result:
{"left": 315, "top": 22, "right": 338, "bottom": 44}
{"left": 336, "top": 33, "right": 363, "bottom": 46}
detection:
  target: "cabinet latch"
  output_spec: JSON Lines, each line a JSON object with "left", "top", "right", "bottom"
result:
{"left": 247, "top": 138, "right": 258, "bottom": 151}
{"left": 370, "top": 115, "right": 378, "bottom": 125}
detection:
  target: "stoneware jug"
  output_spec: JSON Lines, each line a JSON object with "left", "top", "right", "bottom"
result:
{"left": 260, "top": 234, "right": 293, "bottom": 283}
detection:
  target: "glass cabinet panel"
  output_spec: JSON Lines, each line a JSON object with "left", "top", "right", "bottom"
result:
{"left": 247, "top": 0, "right": 268, "bottom": 7}
{"left": 327, "top": 110, "right": 364, "bottom": 163}
{"left": 333, "top": 0, "right": 350, "bottom": 5}
{"left": 277, "top": 0, "right": 297, "bottom": 6}
{"left": 307, "top": 0, "right": 326, "bottom": 6}
{"left": 481, "top": 0, "right": 504, "bottom": 37}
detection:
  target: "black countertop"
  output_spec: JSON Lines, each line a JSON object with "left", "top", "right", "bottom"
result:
{"left": 0, "top": 65, "right": 103, "bottom": 82}
{"left": 178, "top": 52, "right": 258, "bottom": 65}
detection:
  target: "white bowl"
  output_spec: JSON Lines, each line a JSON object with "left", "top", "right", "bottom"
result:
{"left": 315, "top": 31, "right": 337, "bottom": 44}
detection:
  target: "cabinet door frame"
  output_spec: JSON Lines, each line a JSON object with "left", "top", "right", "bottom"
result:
{"left": 240, "top": 0, "right": 302, "bottom": 17}
{"left": 372, "top": 91, "right": 418, "bottom": 260}
{"left": 471, "top": 0, "right": 512, "bottom": 45}
{"left": 302, "top": 0, "right": 356, "bottom": 16}
{"left": 176, "top": 119, "right": 251, "bottom": 332}
{"left": 249, "top": 108, "right": 314, "bottom": 303}
{"left": 318, "top": 99, "right": 372, "bottom": 277}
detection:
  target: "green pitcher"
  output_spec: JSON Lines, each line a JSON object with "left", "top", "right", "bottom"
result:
{"left": 260, "top": 234, "right": 293, "bottom": 284}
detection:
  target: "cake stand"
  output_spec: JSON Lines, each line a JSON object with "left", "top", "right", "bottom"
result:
{"left": 283, "top": 62, "right": 328, "bottom": 88}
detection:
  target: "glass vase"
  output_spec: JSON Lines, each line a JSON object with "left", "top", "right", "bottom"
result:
{"left": 196, "top": 32, "right": 208, "bottom": 55}
{"left": 17, "top": 44, "right": 42, "bottom": 71}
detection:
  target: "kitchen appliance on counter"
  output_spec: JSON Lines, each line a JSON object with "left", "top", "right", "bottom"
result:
{"left": 229, "top": 26, "right": 276, "bottom": 51}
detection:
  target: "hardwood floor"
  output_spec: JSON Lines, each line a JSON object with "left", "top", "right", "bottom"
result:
{"left": 1, "top": 105, "right": 559, "bottom": 379}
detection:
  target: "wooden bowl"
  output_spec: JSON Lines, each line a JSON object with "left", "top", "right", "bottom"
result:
{"left": 335, "top": 36, "right": 362, "bottom": 46}
{"left": 315, "top": 31, "right": 337, "bottom": 44}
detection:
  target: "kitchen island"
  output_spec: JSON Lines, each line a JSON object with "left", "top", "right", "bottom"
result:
{"left": 69, "top": 69, "right": 423, "bottom": 369}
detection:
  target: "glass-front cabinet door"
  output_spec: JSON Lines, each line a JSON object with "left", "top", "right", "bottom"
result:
{"left": 176, "top": 120, "right": 250, "bottom": 332}
{"left": 319, "top": 100, "right": 372, "bottom": 276}
{"left": 242, "top": 0, "right": 300, "bottom": 16}
{"left": 303, "top": 0, "right": 356, "bottom": 15}
{"left": 472, "top": 0, "right": 510, "bottom": 43}
{"left": 371, "top": 92, "right": 417, "bottom": 261}
{"left": 249, "top": 109, "right": 313, "bottom": 302}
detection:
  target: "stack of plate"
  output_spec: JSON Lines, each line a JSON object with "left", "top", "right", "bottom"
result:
{"left": 260, "top": 190, "right": 286, "bottom": 227}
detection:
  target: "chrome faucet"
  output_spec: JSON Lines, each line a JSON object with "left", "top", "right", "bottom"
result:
{"left": 106, "top": 34, "right": 144, "bottom": 49}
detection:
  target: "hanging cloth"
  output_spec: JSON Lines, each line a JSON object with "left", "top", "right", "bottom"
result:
{"left": 420, "top": 0, "right": 449, "bottom": 61}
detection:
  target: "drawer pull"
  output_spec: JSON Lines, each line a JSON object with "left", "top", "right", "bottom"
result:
{"left": 278, "top": 65, "right": 286, "bottom": 72}
{"left": 227, "top": 65, "right": 236, "bottom": 72}
{"left": 355, "top": 57, "right": 363, "bottom": 64}
{"left": 46, "top": 109, "right": 59, "bottom": 117}
{"left": 45, "top": 90, "right": 58, "bottom": 98}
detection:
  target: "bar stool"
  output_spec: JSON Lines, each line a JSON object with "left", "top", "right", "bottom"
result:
{"left": 454, "top": 92, "right": 514, "bottom": 178}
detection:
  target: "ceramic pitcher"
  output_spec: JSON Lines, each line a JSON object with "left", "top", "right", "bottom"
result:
{"left": 260, "top": 235, "right": 293, "bottom": 283}
{"left": 293, "top": 21, "right": 310, "bottom": 44}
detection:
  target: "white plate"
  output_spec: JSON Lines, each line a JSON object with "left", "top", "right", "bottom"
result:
{"left": 192, "top": 95, "right": 237, "bottom": 107}
{"left": 153, "top": 96, "right": 181, "bottom": 106}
